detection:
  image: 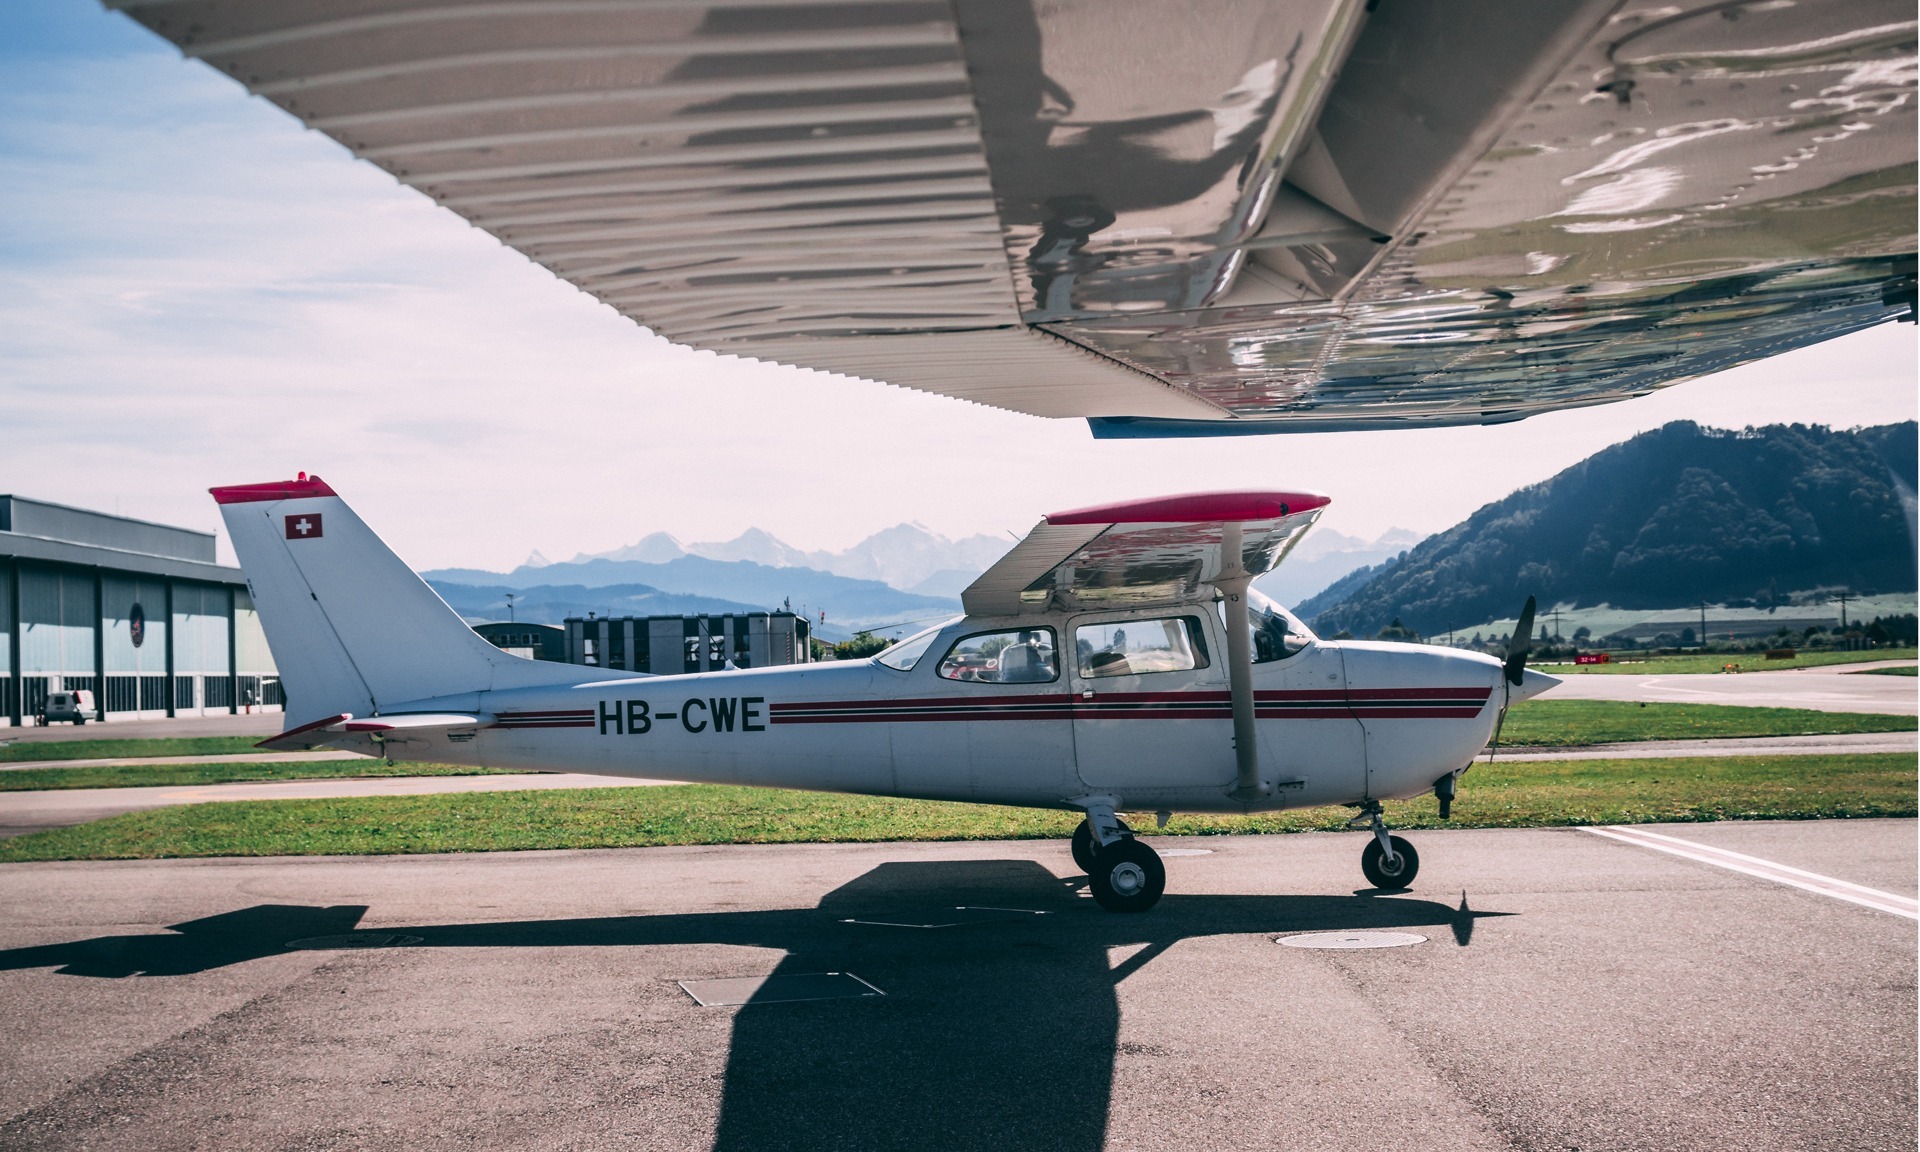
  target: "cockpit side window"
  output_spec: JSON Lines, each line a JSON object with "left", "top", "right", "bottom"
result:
{"left": 937, "top": 628, "right": 1059, "bottom": 684}
{"left": 1074, "top": 617, "right": 1210, "bottom": 678}
{"left": 1225, "top": 591, "right": 1315, "bottom": 663}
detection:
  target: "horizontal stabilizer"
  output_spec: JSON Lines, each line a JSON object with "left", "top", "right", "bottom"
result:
{"left": 256, "top": 713, "right": 352, "bottom": 752}
{"left": 342, "top": 714, "right": 495, "bottom": 734}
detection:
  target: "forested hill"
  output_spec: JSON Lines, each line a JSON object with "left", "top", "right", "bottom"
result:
{"left": 1303, "top": 420, "right": 1917, "bottom": 637}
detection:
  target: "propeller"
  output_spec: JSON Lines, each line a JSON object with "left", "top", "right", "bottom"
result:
{"left": 1484, "top": 595, "right": 1540, "bottom": 768}
{"left": 1503, "top": 595, "right": 1538, "bottom": 686}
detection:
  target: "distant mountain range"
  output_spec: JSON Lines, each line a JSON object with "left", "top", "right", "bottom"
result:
{"left": 1255, "top": 525, "right": 1424, "bottom": 606}
{"left": 425, "top": 553, "right": 962, "bottom": 635}
{"left": 430, "top": 514, "right": 1420, "bottom": 633}
{"left": 1303, "top": 420, "right": 1919, "bottom": 637}
{"left": 556, "top": 523, "right": 1014, "bottom": 594}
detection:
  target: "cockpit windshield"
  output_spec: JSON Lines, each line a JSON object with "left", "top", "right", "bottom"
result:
{"left": 874, "top": 618, "right": 959, "bottom": 671}
{"left": 1240, "top": 589, "right": 1315, "bottom": 663}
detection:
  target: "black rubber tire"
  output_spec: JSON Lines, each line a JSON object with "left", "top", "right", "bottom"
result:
{"left": 1070, "top": 817, "right": 1132, "bottom": 875}
{"left": 1361, "top": 835, "right": 1420, "bottom": 889}
{"left": 1088, "top": 838, "right": 1166, "bottom": 912}
{"left": 1070, "top": 820, "right": 1099, "bottom": 874}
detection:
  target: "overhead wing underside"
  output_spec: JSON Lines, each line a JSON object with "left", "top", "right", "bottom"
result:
{"left": 114, "top": 0, "right": 1917, "bottom": 431}
{"left": 963, "top": 492, "right": 1328, "bottom": 616}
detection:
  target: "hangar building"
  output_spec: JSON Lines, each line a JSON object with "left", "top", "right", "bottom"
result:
{"left": 564, "top": 612, "right": 811, "bottom": 674}
{"left": 0, "top": 495, "right": 278, "bottom": 725}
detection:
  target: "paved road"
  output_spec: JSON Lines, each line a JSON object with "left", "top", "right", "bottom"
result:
{"left": 0, "top": 822, "right": 1910, "bottom": 1151}
{"left": 0, "top": 713, "right": 285, "bottom": 744}
{"left": 1547, "top": 665, "right": 1917, "bottom": 714}
{"left": 1, "top": 750, "right": 362, "bottom": 772}
{"left": 0, "top": 772, "right": 685, "bottom": 839}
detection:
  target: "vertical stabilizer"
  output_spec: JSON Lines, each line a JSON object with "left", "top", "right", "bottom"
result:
{"left": 212, "top": 475, "right": 573, "bottom": 727}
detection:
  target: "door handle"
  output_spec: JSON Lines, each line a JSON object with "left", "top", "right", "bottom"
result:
{"left": 1081, "top": 689, "right": 1094, "bottom": 699}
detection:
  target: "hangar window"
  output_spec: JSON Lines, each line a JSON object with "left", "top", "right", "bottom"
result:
{"left": 937, "top": 628, "right": 1058, "bottom": 684}
{"left": 1075, "top": 617, "right": 1210, "bottom": 678}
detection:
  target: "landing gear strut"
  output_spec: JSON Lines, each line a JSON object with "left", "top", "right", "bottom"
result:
{"left": 1072, "top": 812, "right": 1162, "bottom": 912}
{"left": 1350, "top": 800, "right": 1420, "bottom": 890}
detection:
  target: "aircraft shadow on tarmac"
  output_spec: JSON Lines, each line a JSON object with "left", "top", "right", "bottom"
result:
{"left": 0, "top": 861, "right": 1511, "bottom": 1151}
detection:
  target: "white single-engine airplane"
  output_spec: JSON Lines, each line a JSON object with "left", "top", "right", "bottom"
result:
{"left": 220, "top": 474, "right": 1558, "bottom": 912}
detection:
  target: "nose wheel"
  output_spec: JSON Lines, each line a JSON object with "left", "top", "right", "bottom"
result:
{"left": 1361, "top": 834, "right": 1420, "bottom": 889}
{"left": 1350, "top": 801, "right": 1420, "bottom": 890}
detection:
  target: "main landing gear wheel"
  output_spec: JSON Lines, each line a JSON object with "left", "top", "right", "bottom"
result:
{"left": 1088, "top": 838, "right": 1165, "bottom": 913}
{"left": 1070, "top": 817, "right": 1132, "bottom": 874}
{"left": 1361, "top": 835, "right": 1420, "bottom": 890}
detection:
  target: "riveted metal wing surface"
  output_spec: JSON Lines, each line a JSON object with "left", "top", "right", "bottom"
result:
{"left": 114, "top": 0, "right": 1917, "bottom": 432}
{"left": 962, "top": 490, "right": 1330, "bottom": 615}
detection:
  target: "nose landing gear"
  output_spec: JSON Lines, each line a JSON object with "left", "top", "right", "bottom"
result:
{"left": 1350, "top": 800, "right": 1420, "bottom": 890}
{"left": 1071, "top": 811, "right": 1163, "bottom": 913}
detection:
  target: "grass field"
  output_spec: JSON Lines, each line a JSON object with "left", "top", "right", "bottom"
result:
{"left": 0, "top": 761, "right": 524, "bottom": 792}
{"left": 1849, "top": 666, "right": 1918, "bottom": 676}
{"left": 0, "top": 752, "right": 1908, "bottom": 863}
{"left": 1539, "top": 649, "right": 1916, "bottom": 675}
{"left": 0, "top": 736, "right": 264, "bottom": 763}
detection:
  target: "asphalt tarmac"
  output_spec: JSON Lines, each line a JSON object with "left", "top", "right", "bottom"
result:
{"left": 0, "top": 822, "right": 1912, "bottom": 1151}
{"left": 1547, "top": 664, "right": 1918, "bottom": 714}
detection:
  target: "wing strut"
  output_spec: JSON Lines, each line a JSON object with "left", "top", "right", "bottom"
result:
{"left": 1212, "top": 522, "right": 1267, "bottom": 801}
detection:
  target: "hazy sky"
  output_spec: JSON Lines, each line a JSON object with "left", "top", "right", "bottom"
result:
{"left": 4, "top": 0, "right": 1915, "bottom": 572}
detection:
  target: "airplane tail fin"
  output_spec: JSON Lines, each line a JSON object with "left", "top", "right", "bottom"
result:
{"left": 213, "top": 475, "right": 569, "bottom": 729}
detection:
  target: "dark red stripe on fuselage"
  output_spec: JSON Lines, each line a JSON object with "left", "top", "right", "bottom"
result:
{"left": 764, "top": 687, "right": 1492, "bottom": 725}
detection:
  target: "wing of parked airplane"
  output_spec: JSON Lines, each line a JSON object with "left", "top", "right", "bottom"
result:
{"left": 114, "top": 0, "right": 1916, "bottom": 432}
{"left": 962, "top": 490, "right": 1328, "bottom": 615}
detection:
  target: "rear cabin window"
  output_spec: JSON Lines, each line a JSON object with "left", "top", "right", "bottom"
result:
{"left": 937, "top": 628, "right": 1059, "bottom": 684}
{"left": 1075, "top": 617, "right": 1210, "bottom": 678}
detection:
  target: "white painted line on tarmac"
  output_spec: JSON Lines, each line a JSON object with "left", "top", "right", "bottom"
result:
{"left": 1580, "top": 825, "right": 1919, "bottom": 920}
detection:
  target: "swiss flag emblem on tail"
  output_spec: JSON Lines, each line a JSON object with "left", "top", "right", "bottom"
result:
{"left": 285, "top": 513, "right": 324, "bottom": 540}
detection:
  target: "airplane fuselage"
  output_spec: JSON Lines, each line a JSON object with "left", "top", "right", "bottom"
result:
{"left": 354, "top": 612, "right": 1515, "bottom": 816}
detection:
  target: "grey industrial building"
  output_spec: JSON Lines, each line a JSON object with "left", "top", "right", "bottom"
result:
{"left": 0, "top": 496, "right": 279, "bottom": 725}
{"left": 472, "top": 621, "right": 566, "bottom": 663}
{"left": 564, "top": 612, "right": 811, "bottom": 674}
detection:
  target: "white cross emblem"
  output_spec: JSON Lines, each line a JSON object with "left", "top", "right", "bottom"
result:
{"left": 294, "top": 519, "right": 314, "bottom": 535}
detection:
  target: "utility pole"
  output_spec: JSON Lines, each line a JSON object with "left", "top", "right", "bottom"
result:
{"left": 1834, "top": 591, "right": 1852, "bottom": 631}
{"left": 1698, "top": 602, "right": 1708, "bottom": 650}
{"left": 1549, "top": 606, "right": 1562, "bottom": 642}
{"left": 505, "top": 592, "right": 517, "bottom": 623}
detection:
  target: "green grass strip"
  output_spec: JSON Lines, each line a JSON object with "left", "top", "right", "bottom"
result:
{"left": 1498, "top": 699, "right": 1913, "bottom": 746}
{"left": 1, "top": 753, "right": 1909, "bottom": 863}
{"left": 0, "top": 761, "right": 525, "bottom": 792}
{"left": 1848, "top": 666, "right": 1917, "bottom": 676}
{"left": 1541, "top": 648, "right": 1916, "bottom": 675}
{"left": 0, "top": 736, "right": 265, "bottom": 763}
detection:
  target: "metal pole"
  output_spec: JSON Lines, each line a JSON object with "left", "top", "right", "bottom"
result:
{"left": 7, "top": 560, "right": 19, "bottom": 728}
{"left": 1212, "top": 522, "right": 1265, "bottom": 801}
{"left": 92, "top": 568, "right": 105, "bottom": 721}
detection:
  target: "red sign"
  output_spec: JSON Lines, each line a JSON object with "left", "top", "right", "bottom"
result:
{"left": 285, "top": 513, "right": 324, "bottom": 540}
{"left": 1574, "top": 653, "right": 1610, "bottom": 665}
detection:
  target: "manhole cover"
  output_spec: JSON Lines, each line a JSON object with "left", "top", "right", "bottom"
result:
{"left": 285, "top": 933, "right": 424, "bottom": 950}
{"left": 1276, "top": 931, "right": 1427, "bottom": 950}
{"left": 679, "top": 972, "right": 884, "bottom": 1007}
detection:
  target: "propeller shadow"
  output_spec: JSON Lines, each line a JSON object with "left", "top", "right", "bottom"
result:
{"left": 0, "top": 861, "right": 1516, "bottom": 1151}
